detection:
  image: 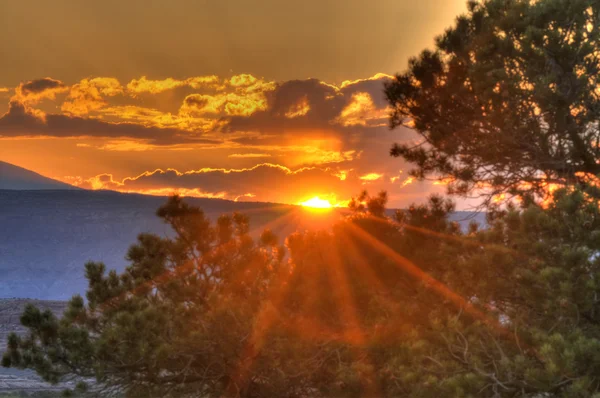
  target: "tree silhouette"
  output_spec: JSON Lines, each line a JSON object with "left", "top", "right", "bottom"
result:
{"left": 386, "top": 0, "right": 600, "bottom": 205}
{"left": 7, "top": 189, "right": 600, "bottom": 396}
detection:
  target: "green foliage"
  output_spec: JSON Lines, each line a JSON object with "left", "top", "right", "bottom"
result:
{"left": 7, "top": 186, "right": 600, "bottom": 396}
{"left": 9, "top": 2, "right": 600, "bottom": 396}
{"left": 385, "top": 0, "right": 600, "bottom": 205}
{"left": 3, "top": 196, "right": 286, "bottom": 397}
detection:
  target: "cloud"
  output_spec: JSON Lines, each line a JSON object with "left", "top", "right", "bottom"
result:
{"left": 334, "top": 92, "right": 388, "bottom": 127}
{"left": 0, "top": 100, "right": 216, "bottom": 146}
{"left": 284, "top": 95, "right": 310, "bottom": 118}
{"left": 220, "top": 78, "right": 344, "bottom": 137}
{"left": 401, "top": 176, "right": 415, "bottom": 187}
{"left": 13, "top": 78, "right": 68, "bottom": 104}
{"left": 75, "top": 163, "right": 355, "bottom": 204}
{"left": 97, "top": 105, "right": 217, "bottom": 132}
{"left": 1, "top": 72, "right": 459, "bottom": 208}
{"left": 124, "top": 74, "right": 275, "bottom": 98}
{"left": 61, "top": 77, "right": 123, "bottom": 115}
{"left": 228, "top": 153, "right": 272, "bottom": 158}
{"left": 220, "top": 74, "right": 392, "bottom": 141}
{"left": 1, "top": 73, "right": 393, "bottom": 150}
{"left": 359, "top": 172, "right": 384, "bottom": 182}
{"left": 180, "top": 92, "right": 269, "bottom": 117}
{"left": 227, "top": 74, "right": 276, "bottom": 92}
{"left": 126, "top": 75, "right": 220, "bottom": 95}
{"left": 389, "top": 171, "right": 403, "bottom": 183}
{"left": 339, "top": 73, "right": 393, "bottom": 107}
{"left": 334, "top": 169, "right": 352, "bottom": 181}
{"left": 66, "top": 156, "right": 445, "bottom": 207}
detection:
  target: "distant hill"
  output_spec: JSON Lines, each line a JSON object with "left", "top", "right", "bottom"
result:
{"left": 0, "top": 161, "right": 79, "bottom": 190}
{"left": 0, "top": 190, "right": 326, "bottom": 299}
{"left": 0, "top": 189, "right": 486, "bottom": 300}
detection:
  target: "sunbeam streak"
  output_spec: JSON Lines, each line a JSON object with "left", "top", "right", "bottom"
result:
{"left": 343, "top": 221, "right": 511, "bottom": 337}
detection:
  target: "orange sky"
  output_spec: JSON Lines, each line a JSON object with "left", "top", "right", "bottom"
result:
{"left": 0, "top": 1, "right": 468, "bottom": 208}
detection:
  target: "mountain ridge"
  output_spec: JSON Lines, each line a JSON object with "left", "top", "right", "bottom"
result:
{"left": 0, "top": 160, "right": 79, "bottom": 190}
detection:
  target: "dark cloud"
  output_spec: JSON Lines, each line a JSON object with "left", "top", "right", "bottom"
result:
{"left": 2, "top": 75, "right": 394, "bottom": 148}
{"left": 1, "top": 74, "right": 451, "bottom": 208}
{"left": 0, "top": 101, "right": 217, "bottom": 145}
{"left": 78, "top": 159, "right": 446, "bottom": 207}
{"left": 221, "top": 75, "right": 392, "bottom": 136}
{"left": 339, "top": 75, "right": 392, "bottom": 108}
{"left": 81, "top": 163, "right": 355, "bottom": 204}
{"left": 18, "top": 78, "right": 66, "bottom": 96}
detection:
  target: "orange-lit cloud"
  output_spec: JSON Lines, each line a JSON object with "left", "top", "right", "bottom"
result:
{"left": 1, "top": 72, "right": 440, "bottom": 208}
{"left": 99, "top": 105, "right": 182, "bottom": 127}
{"left": 13, "top": 78, "right": 68, "bottom": 104}
{"left": 0, "top": 100, "right": 214, "bottom": 146}
{"left": 359, "top": 172, "right": 383, "bottom": 182}
{"left": 340, "top": 73, "right": 394, "bottom": 88}
{"left": 389, "top": 171, "right": 403, "bottom": 183}
{"left": 402, "top": 176, "right": 415, "bottom": 187}
{"left": 284, "top": 96, "right": 310, "bottom": 118}
{"left": 67, "top": 163, "right": 359, "bottom": 205}
{"left": 433, "top": 177, "right": 454, "bottom": 186}
{"left": 126, "top": 75, "right": 220, "bottom": 95}
{"left": 83, "top": 172, "right": 227, "bottom": 198}
{"left": 234, "top": 193, "right": 257, "bottom": 202}
{"left": 61, "top": 77, "right": 123, "bottom": 115}
{"left": 334, "top": 169, "right": 352, "bottom": 181}
{"left": 228, "top": 153, "right": 272, "bottom": 158}
{"left": 123, "top": 187, "right": 227, "bottom": 199}
{"left": 227, "top": 74, "right": 276, "bottom": 92}
{"left": 98, "top": 140, "right": 160, "bottom": 152}
{"left": 0, "top": 73, "right": 394, "bottom": 148}
{"left": 334, "top": 92, "right": 388, "bottom": 127}
{"left": 180, "top": 92, "right": 269, "bottom": 116}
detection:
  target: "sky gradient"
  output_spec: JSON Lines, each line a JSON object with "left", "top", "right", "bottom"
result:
{"left": 0, "top": 1, "right": 468, "bottom": 207}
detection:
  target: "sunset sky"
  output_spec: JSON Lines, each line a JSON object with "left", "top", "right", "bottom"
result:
{"left": 0, "top": 0, "right": 468, "bottom": 207}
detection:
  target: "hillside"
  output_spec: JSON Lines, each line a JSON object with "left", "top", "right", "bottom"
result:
{"left": 0, "top": 161, "right": 78, "bottom": 191}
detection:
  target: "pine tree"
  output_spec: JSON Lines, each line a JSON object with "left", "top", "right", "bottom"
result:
{"left": 385, "top": 0, "right": 600, "bottom": 205}
{"left": 8, "top": 188, "right": 600, "bottom": 397}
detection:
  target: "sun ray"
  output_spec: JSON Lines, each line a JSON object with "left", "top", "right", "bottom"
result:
{"left": 225, "top": 262, "right": 293, "bottom": 396}
{"left": 343, "top": 221, "right": 512, "bottom": 337}
{"left": 326, "top": 235, "right": 380, "bottom": 396}
{"left": 363, "top": 213, "right": 534, "bottom": 260}
{"left": 337, "top": 230, "right": 404, "bottom": 315}
{"left": 248, "top": 205, "right": 302, "bottom": 236}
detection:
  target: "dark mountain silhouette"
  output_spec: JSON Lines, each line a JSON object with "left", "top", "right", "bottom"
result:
{"left": 0, "top": 160, "right": 79, "bottom": 190}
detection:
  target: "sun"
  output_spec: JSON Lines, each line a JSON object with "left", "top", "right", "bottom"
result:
{"left": 299, "top": 196, "right": 333, "bottom": 209}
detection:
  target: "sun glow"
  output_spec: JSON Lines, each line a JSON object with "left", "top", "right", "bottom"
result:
{"left": 299, "top": 196, "right": 333, "bottom": 209}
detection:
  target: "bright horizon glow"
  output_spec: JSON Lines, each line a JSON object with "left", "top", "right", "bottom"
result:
{"left": 299, "top": 196, "right": 333, "bottom": 209}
